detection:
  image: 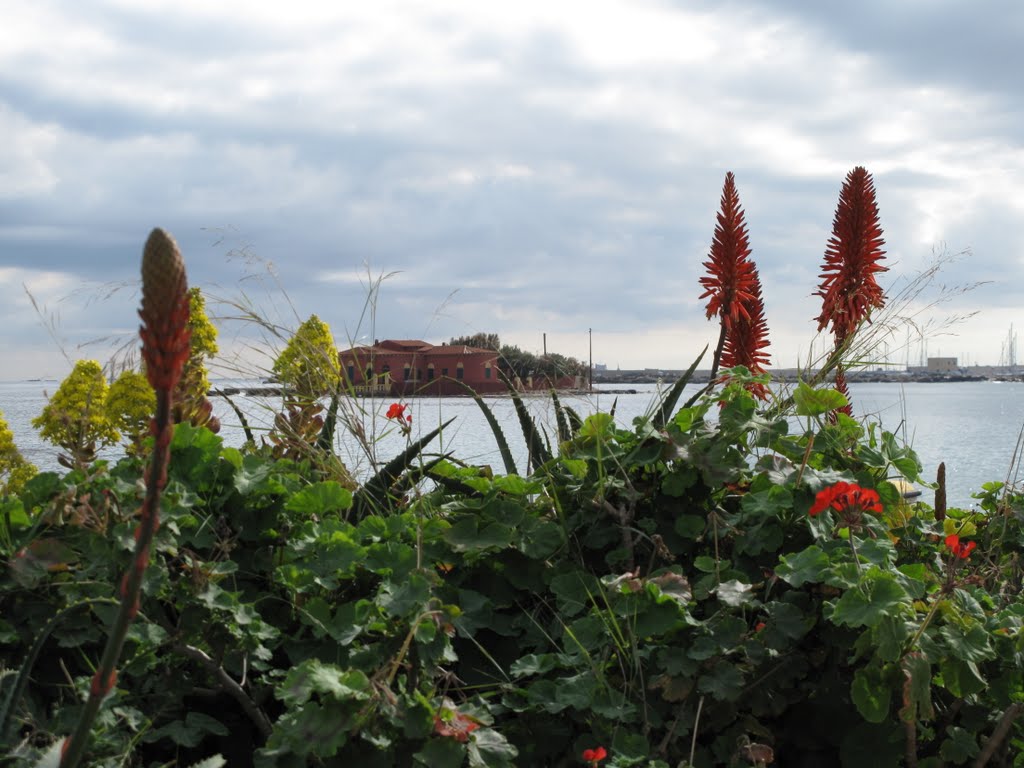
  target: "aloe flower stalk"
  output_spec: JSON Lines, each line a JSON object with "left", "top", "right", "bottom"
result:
{"left": 719, "top": 264, "right": 771, "bottom": 399}
{"left": 815, "top": 166, "right": 887, "bottom": 415}
{"left": 60, "top": 229, "right": 190, "bottom": 768}
{"left": 700, "top": 172, "right": 770, "bottom": 391}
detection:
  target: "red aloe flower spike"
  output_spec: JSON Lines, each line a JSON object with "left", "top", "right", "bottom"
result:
{"left": 815, "top": 166, "right": 887, "bottom": 342}
{"left": 139, "top": 229, "right": 191, "bottom": 392}
{"left": 719, "top": 264, "right": 771, "bottom": 399}
{"left": 60, "top": 229, "right": 190, "bottom": 768}
{"left": 700, "top": 172, "right": 758, "bottom": 379}
{"left": 815, "top": 167, "right": 887, "bottom": 417}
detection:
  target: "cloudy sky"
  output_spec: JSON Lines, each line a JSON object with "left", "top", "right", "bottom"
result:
{"left": 2, "top": 0, "right": 1022, "bottom": 380}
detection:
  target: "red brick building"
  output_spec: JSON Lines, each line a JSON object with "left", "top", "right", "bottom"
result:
{"left": 337, "top": 339, "right": 505, "bottom": 396}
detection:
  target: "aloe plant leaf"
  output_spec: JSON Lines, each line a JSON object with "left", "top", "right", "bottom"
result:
{"left": 219, "top": 392, "right": 255, "bottom": 445}
{"left": 453, "top": 379, "right": 518, "bottom": 476}
{"left": 654, "top": 346, "right": 708, "bottom": 428}
{"left": 498, "top": 370, "right": 552, "bottom": 473}
{"left": 316, "top": 379, "right": 344, "bottom": 453}
{"left": 352, "top": 417, "right": 456, "bottom": 517}
{"left": 551, "top": 389, "right": 572, "bottom": 444}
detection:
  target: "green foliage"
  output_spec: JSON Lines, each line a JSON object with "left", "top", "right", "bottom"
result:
{"left": 174, "top": 287, "right": 221, "bottom": 430}
{"left": 450, "top": 332, "right": 586, "bottom": 380}
{"left": 105, "top": 369, "right": 156, "bottom": 454}
{"left": 5, "top": 373, "right": 1024, "bottom": 766}
{"left": 31, "top": 360, "right": 119, "bottom": 468}
{"left": 0, "top": 410, "right": 35, "bottom": 496}
{"left": 273, "top": 314, "right": 341, "bottom": 402}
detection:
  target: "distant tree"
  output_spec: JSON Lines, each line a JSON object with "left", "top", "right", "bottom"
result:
{"left": 106, "top": 368, "right": 156, "bottom": 455}
{"left": 449, "top": 332, "right": 501, "bottom": 351}
{"left": 273, "top": 314, "right": 341, "bottom": 401}
{"left": 0, "top": 409, "right": 36, "bottom": 496}
{"left": 33, "top": 360, "right": 119, "bottom": 469}
{"left": 448, "top": 333, "right": 585, "bottom": 382}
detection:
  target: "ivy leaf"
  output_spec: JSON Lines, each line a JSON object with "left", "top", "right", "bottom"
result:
{"left": 414, "top": 738, "right": 466, "bottom": 767}
{"left": 279, "top": 660, "right": 371, "bottom": 706}
{"left": 741, "top": 485, "right": 792, "bottom": 517}
{"left": 775, "top": 545, "right": 830, "bottom": 587}
{"left": 697, "top": 662, "right": 744, "bottom": 701}
{"left": 444, "top": 516, "right": 513, "bottom": 553}
{"left": 467, "top": 727, "right": 519, "bottom": 767}
{"left": 285, "top": 481, "right": 353, "bottom": 516}
{"left": 793, "top": 381, "right": 848, "bottom": 417}
{"left": 939, "top": 657, "right": 986, "bottom": 698}
{"left": 830, "top": 572, "right": 908, "bottom": 629}
{"left": 674, "top": 514, "right": 705, "bottom": 539}
{"left": 939, "top": 624, "right": 995, "bottom": 664}
{"left": 714, "top": 579, "right": 754, "bottom": 608}
{"left": 851, "top": 665, "right": 891, "bottom": 723}
{"left": 939, "top": 726, "right": 980, "bottom": 763}
{"left": 900, "top": 653, "right": 934, "bottom": 723}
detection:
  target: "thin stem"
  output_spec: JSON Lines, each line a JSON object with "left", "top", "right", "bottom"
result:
{"left": 688, "top": 695, "right": 705, "bottom": 766}
{"left": 60, "top": 392, "right": 172, "bottom": 768}
{"left": 173, "top": 644, "right": 272, "bottom": 738}
{"left": 907, "top": 595, "right": 944, "bottom": 651}
{"left": 972, "top": 702, "right": 1023, "bottom": 768}
{"left": 904, "top": 717, "right": 918, "bottom": 768}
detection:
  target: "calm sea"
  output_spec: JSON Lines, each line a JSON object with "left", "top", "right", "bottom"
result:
{"left": 2, "top": 379, "right": 1022, "bottom": 510}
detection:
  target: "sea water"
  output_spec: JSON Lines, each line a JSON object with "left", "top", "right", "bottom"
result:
{"left": 3, "top": 379, "right": 1024, "bottom": 510}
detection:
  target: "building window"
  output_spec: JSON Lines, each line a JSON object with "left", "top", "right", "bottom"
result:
{"left": 456, "top": 363, "right": 464, "bottom": 381}
{"left": 485, "top": 363, "right": 492, "bottom": 380}
{"left": 346, "top": 363, "right": 354, "bottom": 381}
{"left": 404, "top": 364, "right": 411, "bottom": 381}
{"left": 382, "top": 364, "right": 391, "bottom": 378}
{"left": 365, "top": 366, "right": 373, "bottom": 380}
{"left": 442, "top": 368, "right": 449, "bottom": 377}
{"left": 427, "top": 364, "right": 435, "bottom": 381}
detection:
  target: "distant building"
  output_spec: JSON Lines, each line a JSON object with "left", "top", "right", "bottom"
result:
{"left": 926, "top": 357, "right": 958, "bottom": 372}
{"left": 337, "top": 339, "right": 500, "bottom": 396}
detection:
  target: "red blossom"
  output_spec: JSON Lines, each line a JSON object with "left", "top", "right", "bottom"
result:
{"left": 815, "top": 166, "right": 887, "bottom": 342}
{"left": 701, "top": 172, "right": 772, "bottom": 389}
{"left": 582, "top": 746, "right": 608, "bottom": 765}
{"left": 386, "top": 402, "right": 407, "bottom": 420}
{"left": 700, "top": 172, "right": 757, "bottom": 330}
{"left": 433, "top": 710, "right": 479, "bottom": 743}
{"left": 815, "top": 167, "right": 887, "bottom": 417}
{"left": 944, "top": 534, "right": 976, "bottom": 560}
{"left": 719, "top": 265, "right": 771, "bottom": 399}
{"left": 809, "top": 481, "right": 882, "bottom": 517}
{"left": 754, "top": 622, "right": 767, "bottom": 633}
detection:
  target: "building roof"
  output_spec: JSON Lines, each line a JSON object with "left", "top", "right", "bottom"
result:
{"left": 338, "top": 340, "right": 498, "bottom": 358}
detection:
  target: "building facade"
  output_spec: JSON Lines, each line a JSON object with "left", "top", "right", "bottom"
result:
{"left": 337, "top": 340, "right": 504, "bottom": 396}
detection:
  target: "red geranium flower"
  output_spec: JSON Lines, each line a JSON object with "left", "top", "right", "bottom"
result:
{"left": 809, "top": 481, "right": 882, "bottom": 517}
{"left": 582, "top": 746, "right": 608, "bottom": 765}
{"left": 944, "top": 534, "right": 976, "bottom": 560}
{"left": 386, "top": 402, "right": 407, "bottom": 420}
{"left": 433, "top": 710, "right": 479, "bottom": 743}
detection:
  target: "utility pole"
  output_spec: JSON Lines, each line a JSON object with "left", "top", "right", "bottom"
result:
{"left": 543, "top": 332, "right": 547, "bottom": 357}
{"left": 588, "top": 328, "right": 593, "bottom": 391}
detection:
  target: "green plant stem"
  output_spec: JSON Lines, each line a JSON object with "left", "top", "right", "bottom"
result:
{"left": 173, "top": 643, "right": 272, "bottom": 738}
{"left": 60, "top": 392, "right": 173, "bottom": 768}
{"left": 973, "top": 702, "right": 1023, "bottom": 768}
{"left": 904, "top": 717, "right": 918, "bottom": 768}
{"left": 688, "top": 695, "right": 705, "bottom": 766}
{"left": 907, "top": 595, "right": 943, "bottom": 652}
{"left": 848, "top": 533, "right": 861, "bottom": 574}
{"left": 0, "top": 598, "right": 119, "bottom": 744}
